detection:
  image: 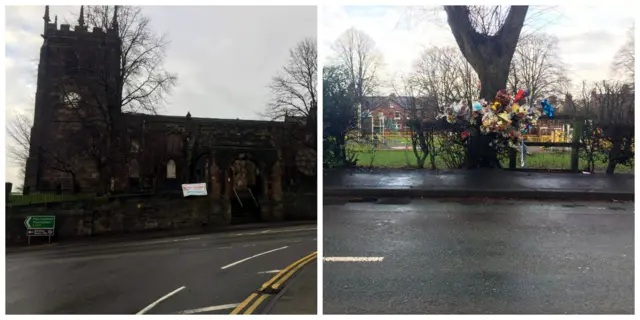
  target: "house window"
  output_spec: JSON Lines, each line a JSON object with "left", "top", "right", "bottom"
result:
{"left": 395, "top": 111, "right": 401, "bottom": 119}
{"left": 166, "top": 159, "right": 176, "bottom": 179}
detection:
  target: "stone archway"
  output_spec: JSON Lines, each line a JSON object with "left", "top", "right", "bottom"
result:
{"left": 226, "top": 155, "right": 265, "bottom": 224}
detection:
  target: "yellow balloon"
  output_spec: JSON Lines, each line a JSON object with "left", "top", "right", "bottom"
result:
{"left": 498, "top": 113, "right": 511, "bottom": 123}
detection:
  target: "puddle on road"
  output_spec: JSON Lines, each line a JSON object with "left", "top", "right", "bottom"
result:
{"left": 560, "top": 204, "right": 584, "bottom": 208}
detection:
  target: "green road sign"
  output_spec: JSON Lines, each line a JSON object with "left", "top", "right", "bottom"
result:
{"left": 24, "top": 216, "right": 55, "bottom": 229}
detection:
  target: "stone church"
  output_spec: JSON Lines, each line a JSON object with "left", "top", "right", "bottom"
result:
{"left": 23, "top": 6, "right": 317, "bottom": 222}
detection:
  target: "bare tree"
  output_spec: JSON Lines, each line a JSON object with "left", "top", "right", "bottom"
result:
{"left": 575, "top": 81, "right": 606, "bottom": 172}
{"left": 7, "top": 113, "right": 32, "bottom": 169}
{"left": 264, "top": 37, "right": 317, "bottom": 152}
{"left": 265, "top": 37, "right": 317, "bottom": 120}
{"left": 412, "top": 46, "right": 478, "bottom": 169}
{"left": 52, "top": 5, "right": 177, "bottom": 194}
{"left": 507, "top": 33, "right": 570, "bottom": 103}
{"left": 591, "top": 81, "right": 634, "bottom": 174}
{"left": 403, "top": 5, "right": 558, "bottom": 39}
{"left": 575, "top": 80, "right": 634, "bottom": 174}
{"left": 444, "top": 6, "right": 528, "bottom": 100}
{"left": 9, "top": 110, "right": 84, "bottom": 192}
{"left": 82, "top": 5, "right": 177, "bottom": 114}
{"left": 393, "top": 75, "right": 437, "bottom": 169}
{"left": 332, "top": 28, "right": 381, "bottom": 104}
{"left": 611, "top": 24, "right": 634, "bottom": 83}
{"left": 415, "top": 46, "right": 479, "bottom": 111}
{"left": 6, "top": 113, "right": 33, "bottom": 189}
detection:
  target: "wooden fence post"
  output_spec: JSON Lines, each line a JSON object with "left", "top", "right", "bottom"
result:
{"left": 570, "top": 119, "right": 582, "bottom": 171}
{"left": 508, "top": 148, "right": 517, "bottom": 169}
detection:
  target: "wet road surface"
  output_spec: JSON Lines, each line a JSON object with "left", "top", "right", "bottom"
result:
{"left": 323, "top": 199, "right": 634, "bottom": 314}
{"left": 6, "top": 224, "right": 316, "bottom": 314}
{"left": 324, "top": 169, "right": 634, "bottom": 195}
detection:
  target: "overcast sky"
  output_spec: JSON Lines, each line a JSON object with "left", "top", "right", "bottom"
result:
{"left": 5, "top": 5, "right": 317, "bottom": 187}
{"left": 321, "top": 5, "right": 634, "bottom": 94}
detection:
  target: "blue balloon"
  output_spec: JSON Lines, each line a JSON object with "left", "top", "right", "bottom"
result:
{"left": 540, "top": 99, "right": 555, "bottom": 118}
{"left": 472, "top": 101, "right": 483, "bottom": 111}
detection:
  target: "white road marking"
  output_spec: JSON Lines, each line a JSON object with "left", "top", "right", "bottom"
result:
{"left": 243, "top": 244, "right": 256, "bottom": 247}
{"left": 217, "top": 246, "right": 233, "bottom": 249}
{"left": 324, "top": 257, "right": 385, "bottom": 262}
{"left": 257, "top": 269, "right": 281, "bottom": 274}
{"left": 221, "top": 246, "right": 289, "bottom": 269}
{"left": 177, "top": 303, "right": 239, "bottom": 314}
{"left": 137, "top": 286, "right": 186, "bottom": 315}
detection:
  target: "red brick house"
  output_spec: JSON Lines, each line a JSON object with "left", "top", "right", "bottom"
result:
{"left": 358, "top": 95, "right": 411, "bottom": 136}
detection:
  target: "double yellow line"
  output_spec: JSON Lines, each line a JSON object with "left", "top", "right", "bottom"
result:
{"left": 231, "top": 251, "right": 317, "bottom": 315}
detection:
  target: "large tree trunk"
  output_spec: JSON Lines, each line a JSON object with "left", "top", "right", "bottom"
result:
{"left": 444, "top": 6, "right": 528, "bottom": 168}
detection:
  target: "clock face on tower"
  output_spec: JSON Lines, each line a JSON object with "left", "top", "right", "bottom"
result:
{"left": 63, "top": 92, "right": 81, "bottom": 109}
{"left": 295, "top": 148, "right": 316, "bottom": 176}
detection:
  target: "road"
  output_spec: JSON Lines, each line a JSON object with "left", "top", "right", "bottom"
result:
{"left": 323, "top": 199, "right": 634, "bottom": 314}
{"left": 6, "top": 224, "right": 316, "bottom": 314}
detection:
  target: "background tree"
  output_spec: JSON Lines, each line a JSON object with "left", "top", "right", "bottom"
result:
{"left": 590, "top": 81, "right": 634, "bottom": 174}
{"left": 575, "top": 81, "right": 607, "bottom": 172}
{"left": 6, "top": 113, "right": 33, "bottom": 191}
{"left": 611, "top": 24, "right": 634, "bottom": 83}
{"left": 323, "top": 65, "right": 357, "bottom": 168}
{"left": 574, "top": 80, "right": 634, "bottom": 174}
{"left": 414, "top": 46, "right": 479, "bottom": 112}
{"left": 393, "top": 75, "right": 436, "bottom": 169}
{"left": 412, "top": 46, "right": 478, "bottom": 168}
{"left": 332, "top": 28, "right": 381, "bottom": 106}
{"left": 264, "top": 37, "right": 317, "bottom": 150}
{"left": 507, "top": 33, "right": 570, "bottom": 103}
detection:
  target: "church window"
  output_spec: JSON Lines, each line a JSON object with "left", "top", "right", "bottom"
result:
{"left": 130, "top": 140, "right": 140, "bottom": 153}
{"left": 167, "top": 135, "right": 181, "bottom": 154}
{"left": 128, "top": 160, "right": 140, "bottom": 178}
{"left": 167, "top": 159, "right": 176, "bottom": 179}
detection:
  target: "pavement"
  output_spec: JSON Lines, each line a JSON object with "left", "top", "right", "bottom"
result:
{"left": 323, "top": 199, "right": 634, "bottom": 314}
{"left": 265, "top": 260, "right": 317, "bottom": 315}
{"left": 6, "top": 224, "right": 317, "bottom": 315}
{"left": 324, "top": 169, "right": 635, "bottom": 201}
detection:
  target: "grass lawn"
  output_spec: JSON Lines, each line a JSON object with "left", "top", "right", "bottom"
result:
{"left": 353, "top": 149, "right": 634, "bottom": 173}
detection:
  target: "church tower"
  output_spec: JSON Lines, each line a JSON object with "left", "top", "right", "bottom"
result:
{"left": 24, "top": 5, "right": 122, "bottom": 193}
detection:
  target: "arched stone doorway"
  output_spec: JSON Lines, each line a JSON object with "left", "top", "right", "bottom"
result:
{"left": 225, "top": 154, "right": 265, "bottom": 224}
